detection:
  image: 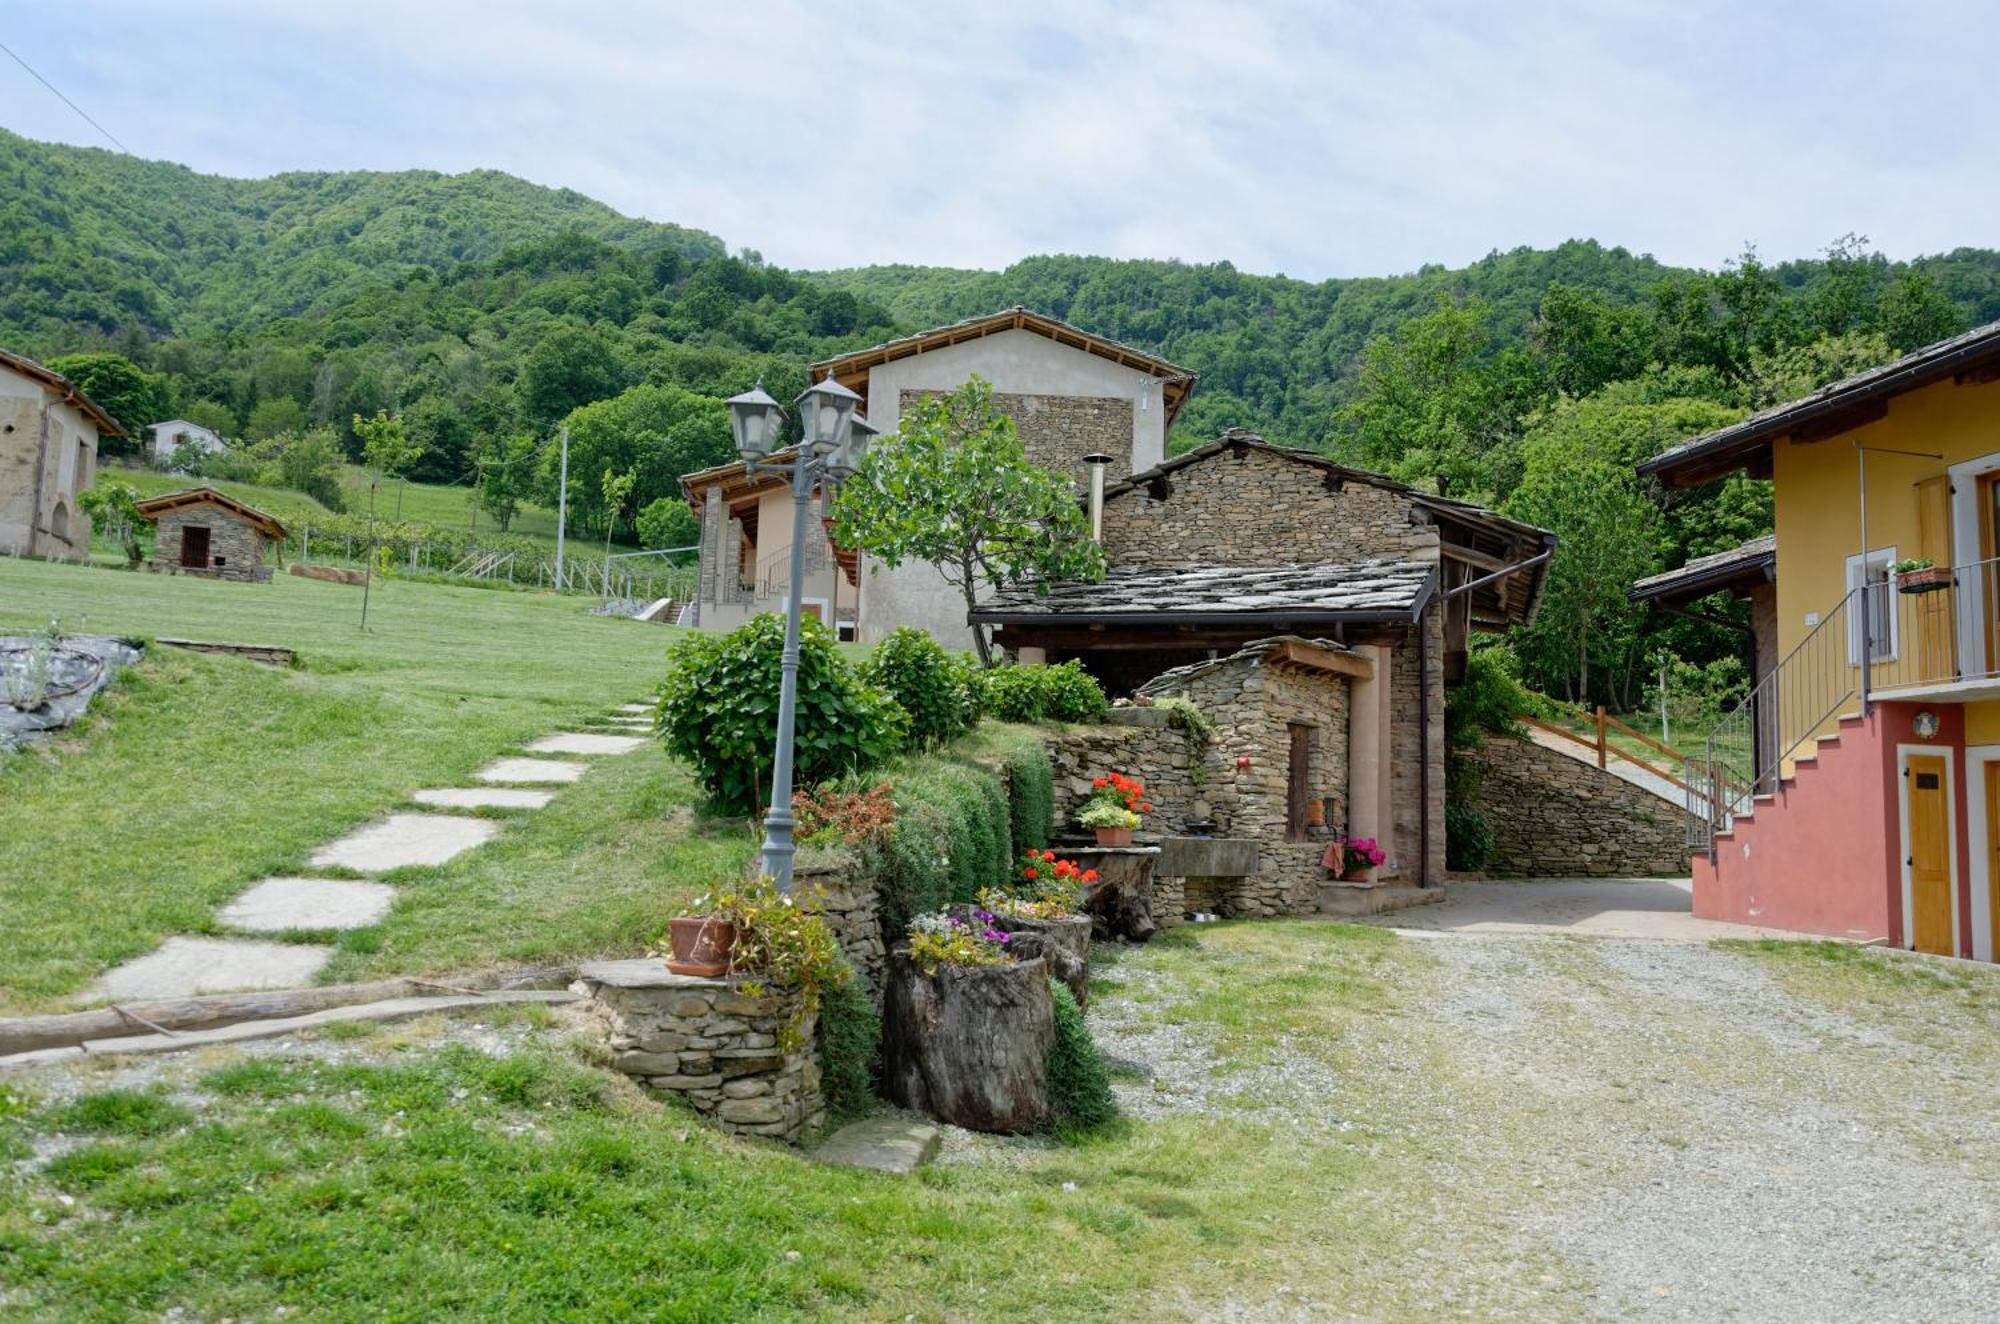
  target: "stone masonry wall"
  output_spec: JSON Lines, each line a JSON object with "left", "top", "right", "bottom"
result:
{"left": 1099, "top": 444, "right": 1442, "bottom": 569}
{"left": 1466, "top": 736, "right": 1689, "bottom": 878}
{"left": 154, "top": 509, "right": 271, "bottom": 582}
{"left": 578, "top": 960, "right": 825, "bottom": 1143}
{"left": 793, "top": 853, "right": 886, "bottom": 1007}
{"left": 901, "top": 389, "right": 1134, "bottom": 483}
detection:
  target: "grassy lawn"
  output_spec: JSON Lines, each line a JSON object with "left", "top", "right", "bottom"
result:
{"left": 0, "top": 555, "right": 718, "bottom": 1010}
{"left": 0, "top": 922, "right": 1481, "bottom": 1322}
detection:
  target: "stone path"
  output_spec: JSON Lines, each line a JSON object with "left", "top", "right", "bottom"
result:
{"left": 90, "top": 701, "right": 657, "bottom": 1005}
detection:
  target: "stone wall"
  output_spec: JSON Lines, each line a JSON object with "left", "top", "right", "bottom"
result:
{"left": 901, "top": 388, "right": 1133, "bottom": 482}
{"left": 1099, "top": 443, "right": 1441, "bottom": 569}
{"left": 794, "top": 852, "right": 886, "bottom": 1006}
{"left": 1043, "top": 642, "right": 1362, "bottom": 918}
{"left": 1465, "top": 736, "right": 1689, "bottom": 878}
{"left": 154, "top": 509, "right": 271, "bottom": 582}
{"left": 577, "top": 958, "right": 825, "bottom": 1143}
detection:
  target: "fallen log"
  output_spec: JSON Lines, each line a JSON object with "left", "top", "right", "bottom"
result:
{"left": 883, "top": 948, "right": 1054, "bottom": 1134}
{"left": 0, "top": 964, "right": 572, "bottom": 1057}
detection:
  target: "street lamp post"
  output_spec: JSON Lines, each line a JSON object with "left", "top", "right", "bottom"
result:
{"left": 727, "top": 375, "right": 877, "bottom": 892}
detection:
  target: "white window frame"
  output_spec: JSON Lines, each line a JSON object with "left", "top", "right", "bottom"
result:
{"left": 1846, "top": 546, "right": 1899, "bottom": 666}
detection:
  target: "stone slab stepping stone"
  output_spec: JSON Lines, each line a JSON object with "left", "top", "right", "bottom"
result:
{"left": 220, "top": 877, "right": 395, "bottom": 932}
{"left": 526, "top": 732, "right": 647, "bottom": 756}
{"left": 614, "top": 703, "right": 654, "bottom": 714}
{"left": 474, "top": 757, "right": 588, "bottom": 785}
{"left": 813, "top": 1116, "right": 942, "bottom": 1174}
{"left": 412, "top": 786, "right": 556, "bottom": 811}
{"left": 310, "top": 813, "right": 498, "bottom": 872}
{"left": 95, "top": 936, "right": 333, "bottom": 1002}
{"left": 69, "top": 990, "right": 579, "bottom": 1060}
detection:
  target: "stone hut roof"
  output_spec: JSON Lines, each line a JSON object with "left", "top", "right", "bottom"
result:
{"left": 972, "top": 559, "right": 1437, "bottom": 626}
{"left": 134, "top": 487, "right": 287, "bottom": 540}
{"left": 1100, "top": 429, "right": 1555, "bottom": 628}
{"left": 1134, "top": 635, "right": 1374, "bottom": 696}
{"left": 1629, "top": 535, "right": 1776, "bottom": 605}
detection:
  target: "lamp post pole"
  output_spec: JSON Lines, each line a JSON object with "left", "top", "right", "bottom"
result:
{"left": 727, "top": 377, "right": 875, "bottom": 893}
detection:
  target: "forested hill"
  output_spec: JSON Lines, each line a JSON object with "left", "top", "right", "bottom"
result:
{"left": 814, "top": 245, "right": 2000, "bottom": 444}
{"left": 0, "top": 128, "right": 726, "bottom": 342}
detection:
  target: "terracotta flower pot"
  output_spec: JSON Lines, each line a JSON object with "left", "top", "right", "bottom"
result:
{"left": 664, "top": 915, "right": 737, "bottom": 977}
{"left": 1342, "top": 866, "right": 1375, "bottom": 883}
{"left": 1897, "top": 566, "right": 1952, "bottom": 595}
{"left": 1092, "top": 825, "right": 1134, "bottom": 847}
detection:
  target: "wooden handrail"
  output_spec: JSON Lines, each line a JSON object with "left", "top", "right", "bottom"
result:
{"left": 1517, "top": 711, "right": 1694, "bottom": 795}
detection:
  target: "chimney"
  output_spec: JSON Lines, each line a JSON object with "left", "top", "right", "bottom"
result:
{"left": 1083, "top": 453, "right": 1113, "bottom": 542}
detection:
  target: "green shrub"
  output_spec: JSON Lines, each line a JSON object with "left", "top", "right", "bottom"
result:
{"left": 1445, "top": 644, "right": 1532, "bottom": 750}
{"left": 1444, "top": 797, "right": 1494, "bottom": 872}
{"left": 658, "top": 614, "right": 909, "bottom": 815}
{"left": 981, "top": 661, "right": 1108, "bottom": 725}
{"left": 1002, "top": 740, "right": 1053, "bottom": 854}
{"left": 815, "top": 967, "right": 880, "bottom": 1122}
{"left": 861, "top": 628, "right": 976, "bottom": 750}
{"left": 869, "top": 756, "right": 1013, "bottom": 930}
{"left": 1045, "top": 981, "right": 1116, "bottom": 1133}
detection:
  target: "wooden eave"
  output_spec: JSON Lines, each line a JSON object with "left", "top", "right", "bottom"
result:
{"left": 132, "top": 488, "right": 286, "bottom": 540}
{"left": 810, "top": 307, "right": 1197, "bottom": 429}
{"left": 0, "top": 348, "right": 124, "bottom": 436}
{"left": 1267, "top": 638, "right": 1375, "bottom": 681}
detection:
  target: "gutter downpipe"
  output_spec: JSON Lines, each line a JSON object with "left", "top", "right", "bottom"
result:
{"left": 1418, "top": 597, "right": 1433, "bottom": 888}
{"left": 1084, "top": 453, "right": 1112, "bottom": 541}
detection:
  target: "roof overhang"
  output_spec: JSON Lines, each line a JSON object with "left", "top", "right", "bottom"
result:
{"left": 1638, "top": 319, "right": 2000, "bottom": 488}
{"left": 0, "top": 349, "right": 124, "bottom": 436}
{"left": 1629, "top": 536, "right": 1775, "bottom": 606}
{"left": 134, "top": 487, "right": 286, "bottom": 539}
{"left": 809, "top": 307, "right": 1198, "bottom": 430}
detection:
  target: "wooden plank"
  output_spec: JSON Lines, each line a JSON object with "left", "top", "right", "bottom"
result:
{"left": 1273, "top": 639, "right": 1374, "bottom": 680}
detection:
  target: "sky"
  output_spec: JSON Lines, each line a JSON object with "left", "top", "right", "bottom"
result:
{"left": 4, "top": 1, "right": 1994, "bottom": 281}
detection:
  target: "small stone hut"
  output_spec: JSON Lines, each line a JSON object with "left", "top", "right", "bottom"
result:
{"left": 136, "top": 487, "right": 286, "bottom": 583}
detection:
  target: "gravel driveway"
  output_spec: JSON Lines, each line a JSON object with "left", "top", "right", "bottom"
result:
{"left": 1088, "top": 891, "right": 2000, "bottom": 1322}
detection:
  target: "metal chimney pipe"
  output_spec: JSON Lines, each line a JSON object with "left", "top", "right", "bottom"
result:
{"left": 1083, "top": 453, "right": 1113, "bottom": 542}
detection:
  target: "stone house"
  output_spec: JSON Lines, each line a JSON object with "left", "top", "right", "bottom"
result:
{"left": 135, "top": 487, "right": 286, "bottom": 582}
{"left": 680, "top": 307, "right": 1196, "bottom": 645}
{"left": 975, "top": 430, "right": 1557, "bottom": 890}
{"left": 0, "top": 349, "right": 121, "bottom": 561}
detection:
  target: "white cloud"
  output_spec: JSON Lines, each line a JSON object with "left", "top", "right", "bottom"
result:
{"left": 5, "top": 0, "right": 1997, "bottom": 279}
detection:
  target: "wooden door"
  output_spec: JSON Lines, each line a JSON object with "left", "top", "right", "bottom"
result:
{"left": 1907, "top": 754, "right": 1953, "bottom": 956}
{"left": 180, "top": 524, "right": 211, "bottom": 569}
{"left": 1286, "top": 723, "right": 1312, "bottom": 843}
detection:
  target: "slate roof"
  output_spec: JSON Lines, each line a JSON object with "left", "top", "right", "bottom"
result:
{"left": 1629, "top": 535, "right": 1775, "bottom": 604}
{"left": 971, "top": 559, "right": 1438, "bottom": 624}
{"left": 1134, "top": 636, "right": 1362, "bottom": 695}
{"left": 133, "top": 487, "right": 287, "bottom": 540}
{"left": 1638, "top": 318, "right": 2000, "bottom": 486}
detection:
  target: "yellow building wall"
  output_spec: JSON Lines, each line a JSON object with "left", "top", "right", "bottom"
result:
{"left": 1965, "top": 699, "right": 2000, "bottom": 746}
{"left": 1771, "top": 375, "right": 2000, "bottom": 664}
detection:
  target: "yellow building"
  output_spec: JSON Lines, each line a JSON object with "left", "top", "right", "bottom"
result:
{"left": 1640, "top": 320, "right": 2000, "bottom": 962}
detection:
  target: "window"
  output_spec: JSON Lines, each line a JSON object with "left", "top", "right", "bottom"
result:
{"left": 1846, "top": 547, "right": 1898, "bottom": 665}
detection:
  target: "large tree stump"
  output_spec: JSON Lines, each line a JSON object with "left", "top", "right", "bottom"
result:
{"left": 883, "top": 949, "right": 1054, "bottom": 1133}
{"left": 979, "top": 913, "right": 1092, "bottom": 1008}
{"left": 1061, "top": 845, "right": 1159, "bottom": 943}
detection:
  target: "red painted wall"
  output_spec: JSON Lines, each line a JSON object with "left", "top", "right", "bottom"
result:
{"left": 1693, "top": 703, "right": 1974, "bottom": 953}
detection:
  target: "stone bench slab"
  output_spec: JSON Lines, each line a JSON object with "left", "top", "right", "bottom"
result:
{"left": 813, "top": 1116, "right": 942, "bottom": 1174}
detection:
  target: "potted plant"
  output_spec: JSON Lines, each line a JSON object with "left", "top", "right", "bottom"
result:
{"left": 1331, "top": 835, "right": 1386, "bottom": 882}
{"left": 1893, "top": 557, "right": 1952, "bottom": 594}
{"left": 976, "top": 851, "right": 1098, "bottom": 1006}
{"left": 659, "top": 879, "right": 848, "bottom": 1050}
{"left": 1080, "top": 772, "right": 1151, "bottom": 846}
{"left": 663, "top": 911, "right": 738, "bottom": 977}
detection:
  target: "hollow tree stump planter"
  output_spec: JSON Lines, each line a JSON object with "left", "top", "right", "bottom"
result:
{"left": 883, "top": 948, "right": 1055, "bottom": 1134}
{"left": 977, "top": 911, "right": 1093, "bottom": 1008}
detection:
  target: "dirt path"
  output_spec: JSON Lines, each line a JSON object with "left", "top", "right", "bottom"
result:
{"left": 1367, "top": 930, "right": 2000, "bottom": 1321}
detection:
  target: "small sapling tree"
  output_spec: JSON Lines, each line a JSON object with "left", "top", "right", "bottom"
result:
{"left": 829, "top": 377, "right": 1104, "bottom": 666}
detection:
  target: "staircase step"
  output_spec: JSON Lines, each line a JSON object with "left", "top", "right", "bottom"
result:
{"left": 1315, "top": 882, "right": 1445, "bottom": 918}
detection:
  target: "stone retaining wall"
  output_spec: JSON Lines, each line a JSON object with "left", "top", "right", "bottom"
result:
{"left": 1465, "top": 736, "right": 1689, "bottom": 878}
{"left": 577, "top": 958, "right": 824, "bottom": 1143}
{"left": 795, "top": 853, "right": 886, "bottom": 1006}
